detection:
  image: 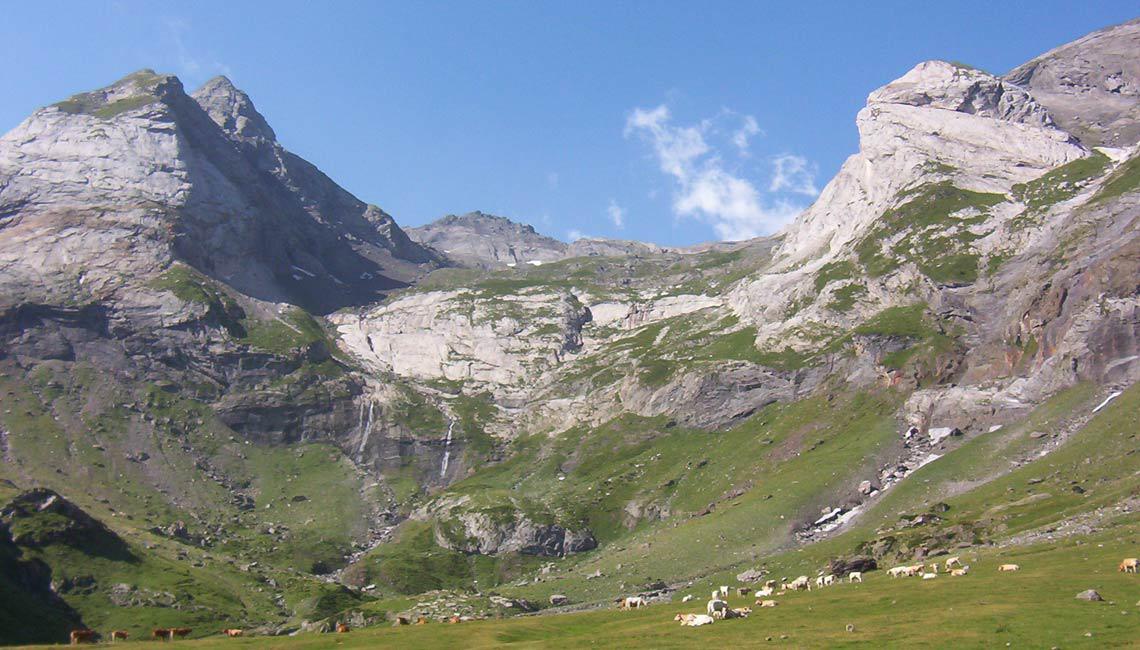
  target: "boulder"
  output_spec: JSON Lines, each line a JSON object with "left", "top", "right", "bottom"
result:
{"left": 549, "top": 594, "right": 569, "bottom": 606}
{"left": 736, "top": 569, "right": 766, "bottom": 583}
{"left": 828, "top": 556, "right": 878, "bottom": 575}
{"left": 1076, "top": 590, "right": 1103, "bottom": 602}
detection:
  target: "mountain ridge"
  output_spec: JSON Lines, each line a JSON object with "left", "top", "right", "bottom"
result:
{"left": 0, "top": 18, "right": 1137, "bottom": 645}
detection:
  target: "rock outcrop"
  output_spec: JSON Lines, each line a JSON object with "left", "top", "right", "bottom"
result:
{"left": 1005, "top": 18, "right": 1140, "bottom": 147}
{"left": 407, "top": 211, "right": 567, "bottom": 268}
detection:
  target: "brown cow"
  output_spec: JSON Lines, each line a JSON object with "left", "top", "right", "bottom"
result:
{"left": 69, "top": 629, "right": 96, "bottom": 645}
{"left": 335, "top": 622, "right": 350, "bottom": 633}
{"left": 394, "top": 616, "right": 410, "bottom": 626}
{"left": 110, "top": 630, "right": 129, "bottom": 642}
{"left": 448, "top": 616, "right": 461, "bottom": 624}
{"left": 169, "top": 628, "right": 192, "bottom": 640}
{"left": 222, "top": 628, "right": 244, "bottom": 637}
{"left": 1119, "top": 558, "right": 1138, "bottom": 573}
{"left": 152, "top": 628, "right": 170, "bottom": 641}
{"left": 414, "top": 616, "right": 428, "bottom": 625}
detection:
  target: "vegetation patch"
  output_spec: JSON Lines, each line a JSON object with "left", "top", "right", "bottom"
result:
{"left": 1091, "top": 150, "right": 1140, "bottom": 203}
{"left": 1012, "top": 151, "right": 1110, "bottom": 213}
{"left": 856, "top": 182, "right": 1005, "bottom": 284}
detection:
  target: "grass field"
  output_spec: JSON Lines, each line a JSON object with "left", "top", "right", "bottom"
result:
{"left": 16, "top": 524, "right": 1138, "bottom": 648}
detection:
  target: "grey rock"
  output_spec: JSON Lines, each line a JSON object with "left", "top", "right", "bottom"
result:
{"left": 1076, "top": 589, "right": 1104, "bottom": 601}
{"left": 1006, "top": 19, "right": 1140, "bottom": 147}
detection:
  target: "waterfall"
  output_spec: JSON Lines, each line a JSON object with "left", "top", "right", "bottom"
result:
{"left": 357, "top": 402, "right": 375, "bottom": 462}
{"left": 439, "top": 418, "right": 456, "bottom": 478}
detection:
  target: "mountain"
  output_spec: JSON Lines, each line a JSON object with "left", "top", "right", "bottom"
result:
{"left": 1005, "top": 18, "right": 1140, "bottom": 148}
{"left": 0, "top": 70, "right": 440, "bottom": 316}
{"left": 406, "top": 211, "right": 567, "bottom": 268}
{"left": 0, "top": 20, "right": 1138, "bottom": 645}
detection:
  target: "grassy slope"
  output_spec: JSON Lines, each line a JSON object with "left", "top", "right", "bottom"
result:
{"left": 349, "top": 390, "right": 903, "bottom": 602}
{"left": 0, "top": 362, "right": 377, "bottom": 640}
{"left": 20, "top": 525, "right": 1137, "bottom": 649}
{"left": 17, "top": 379, "right": 1135, "bottom": 649}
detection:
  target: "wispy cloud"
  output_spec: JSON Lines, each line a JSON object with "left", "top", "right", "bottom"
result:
{"left": 607, "top": 199, "right": 626, "bottom": 229}
{"left": 625, "top": 105, "right": 816, "bottom": 241}
{"left": 567, "top": 229, "right": 587, "bottom": 241}
{"left": 161, "top": 17, "right": 231, "bottom": 84}
{"left": 732, "top": 115, "right": 761, "bottom": 155}
{"left": 769, "top": 154, "right": 819, "bottom": 196}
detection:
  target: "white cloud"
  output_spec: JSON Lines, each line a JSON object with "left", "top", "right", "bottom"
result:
{"left": 625, "top": 104, "right": 813, "bottom": 241}
{"left": 607, "top": 200, "right": 626, "bottom": 229}
{"left": 732, "top": 115, "right": 761, "bottom": 155}
{"left": 769, "top": 154, "right": 819, "bottom": 196}
{"left": 566, "top": 229, "right": 586, "bottom": 241}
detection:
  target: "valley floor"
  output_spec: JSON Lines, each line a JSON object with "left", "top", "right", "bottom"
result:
{"left": 17, "top": 524, "right": 1140, "bottom": 649}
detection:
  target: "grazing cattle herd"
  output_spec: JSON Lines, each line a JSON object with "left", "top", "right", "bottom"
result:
{"left": 58, "top": 555, "right": 1137, "bottom": 642}
{"left": 651, "top": 556, "right": 1137, "bottom": 630}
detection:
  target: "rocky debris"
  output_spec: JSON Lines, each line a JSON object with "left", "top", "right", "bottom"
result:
{"left": 737, "top": 569, "right": 767, "bottom": 583}
{"left": 549, "top": 594, "right": 569, "bottom": 606}
{"left": 1076, "top": 589, "right": 1104, "bottom": 602}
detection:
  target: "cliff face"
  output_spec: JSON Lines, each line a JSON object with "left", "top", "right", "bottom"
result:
{"left": 1005, "top": 18, "right": 1140, "bottom": 148}
{"left": 0, "top": 70, "right": 440, "bottom": 317}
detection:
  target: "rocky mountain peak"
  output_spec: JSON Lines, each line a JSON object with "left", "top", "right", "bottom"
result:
{"left": 869, "top": 60, "right": 1055, "bottom": 128}
{"left": 407, "top": 211, "right": 567, "bottom": 268}
{"left": 191, "top": 75, "right": 277, "bottom": 141}
{"left": 47, "top": 68, "right": 182, "bottom": 118}
{"left": 1004, "top": 18, "right": 1140, "bottom": 147}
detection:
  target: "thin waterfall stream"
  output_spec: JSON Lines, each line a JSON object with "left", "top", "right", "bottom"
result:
{"left": 439, "top": 418, "right": 456, "bottom": 478}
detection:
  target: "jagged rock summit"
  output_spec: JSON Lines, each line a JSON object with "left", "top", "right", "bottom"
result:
{"left": 0, "top": 69, "right": 439, "bottom": 315}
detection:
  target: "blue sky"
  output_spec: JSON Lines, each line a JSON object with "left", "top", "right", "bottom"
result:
{"left": 1, "top": 2, "right": 1136, "bottom": 245}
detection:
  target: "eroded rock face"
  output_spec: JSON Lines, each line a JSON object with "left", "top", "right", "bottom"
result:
{"left": 774, "top": 60, "right": 1086, "bottom": 267}
{"left": 0, "top": 70, "right": 440, "bottom": 316}
{"left": 426, "top": 495, "right": 596, "bottom": 557}
{"left": 1005, "top": 18, "right": 1140, "bottom": 147}
{"left": 619, "top": 361, "right": 826, "bottom": 430}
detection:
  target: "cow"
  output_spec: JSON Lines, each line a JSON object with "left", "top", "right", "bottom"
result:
{"left": 69, "top": 629, "right": 96, "bottom": 645}
{"left": 848, "top": 571, "right": 862, "bottom": 583}
{"left": 110, "top": 630, "right": 129, "bottom": 642}
{"left": 1119, "top": 558, "right": 1138, "bottom": 573}
{"left": 414, "top": 617, "right": 428, "bottom": 626}
{"left": 336, "top": 622, "right": 351, "bottom": 633}
{"left": 152, "top": 628, "right": 170, "bottom": 641}
{"left": 998, "top": 564, "right": 1020, "bottom": 572}
{"left": 789, "top": 575, "right": 811, "bottom": 591}
{"left": 222, "top": 629, "right": 243, "bottom": 637}
{"left": 168, "top": 628, "right": 192, "bottom": 640}
{"left": 675, "top": 613, "right": 715, "bottom": 627}
{"left": 944, "top": 556, "right": 962, "bottom": 570}
{"left": 394, "top": 616, "right": 410, "bottom": 626}
{"left": 707, "top": 599, "right": 729, "bottom": 617}
{"left": 448, "top": 616, "right": 461, "bottom": 624}
{"left": 619, "top": 596, "right": 647, "bottom": 610}
{"left": 736, "top": 587, "right": 752, "bottom": 597}
{"left": 756, "top": 599, "right": 778, "bottom": 608}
